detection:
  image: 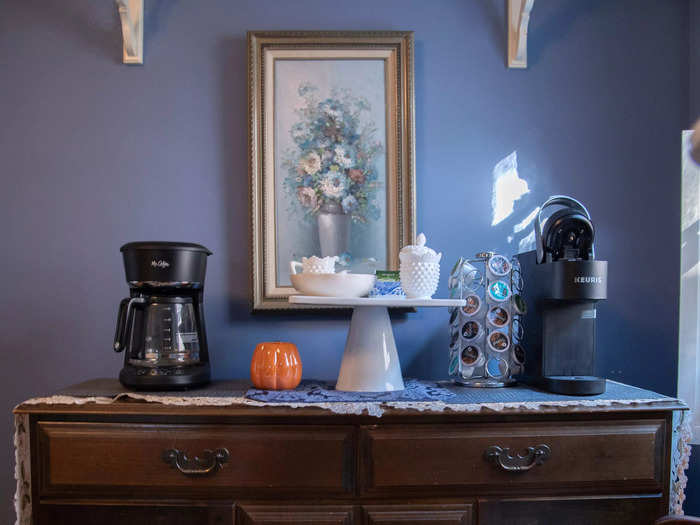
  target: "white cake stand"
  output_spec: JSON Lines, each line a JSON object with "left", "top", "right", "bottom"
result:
{"left": 288, "top": 296, "right": 466, "bottom": 392}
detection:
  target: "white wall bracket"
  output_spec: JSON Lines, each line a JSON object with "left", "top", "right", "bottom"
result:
{"left": 508, "top": 0, "right": 535, "bottom": 68}
{"left": 116, "top": 0, "right": 143, "bottom": 64}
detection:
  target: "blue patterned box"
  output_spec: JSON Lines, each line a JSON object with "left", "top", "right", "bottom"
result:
{"left": 369, "top": 270, "right": 405, "bottom": 297}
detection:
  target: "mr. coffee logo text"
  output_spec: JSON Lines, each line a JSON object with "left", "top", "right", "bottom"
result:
{"left": 151, "top": 259, "right": 170, "bottom": 269}
{"left": 574, "top": 276, "right": 602, "bottom": 284}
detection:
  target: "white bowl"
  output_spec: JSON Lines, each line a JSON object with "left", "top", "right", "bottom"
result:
{"left": 290, "top": 273, "right": 376, "bottom": 298}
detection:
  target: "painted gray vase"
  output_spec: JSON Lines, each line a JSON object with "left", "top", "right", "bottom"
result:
{"left": 317, "top": 201, "right": 350, "bottom": 257}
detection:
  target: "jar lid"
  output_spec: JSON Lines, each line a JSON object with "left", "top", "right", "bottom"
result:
{"left": 399, "top": 233, "right": 442, "bottom": 263}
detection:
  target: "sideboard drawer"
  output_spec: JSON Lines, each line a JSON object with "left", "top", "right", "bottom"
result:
{"left": 37, "top": 503, "right": 234, "bottom": 525}
{"left": 478, "top": 494, "right": 664, "bottom": 525}
{"left": 37, "top": 422, "right": 355, "bottom": 497}
{"left": 361, "top": 420, "right": 665, "bottom": 495}
{"left": 363, "top": 504, "right": 474, "bottom": 524}
{"left": 237, "top": 505, "right": 354, "bottom": 525}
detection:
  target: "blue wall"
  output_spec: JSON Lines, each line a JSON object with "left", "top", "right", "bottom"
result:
{"left": 0, "top": 0, "right": 691, "bottom": 521}
{"left": 691, "top": 0, "right": 699, "bottom": 125}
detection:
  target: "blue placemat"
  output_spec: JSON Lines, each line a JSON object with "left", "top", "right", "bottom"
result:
{"left": 245, "top": 379, "right": 673, "bottom": 404}
{"left": 246, "top": 378, "right": 456, "bottom": 403}
{"left": 440, "top": 379, "right": 671, "bottom": 404}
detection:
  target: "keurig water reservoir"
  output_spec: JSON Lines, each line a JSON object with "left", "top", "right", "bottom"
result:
{"left": 516, "top": 196, "right": 608, "bottom": 395}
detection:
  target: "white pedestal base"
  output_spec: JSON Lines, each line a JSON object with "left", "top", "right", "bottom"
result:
{"left": 287, "top": 296, "right": 466, "bottom": 393}
{"left": 335, "top": 306, "right": 404, "bottom": 392}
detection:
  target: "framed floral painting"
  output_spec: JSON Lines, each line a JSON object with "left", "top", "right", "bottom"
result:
{"left": 248, "top": 31, "right": 416, "bottom": 310}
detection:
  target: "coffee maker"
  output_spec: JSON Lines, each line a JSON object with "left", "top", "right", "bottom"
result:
{"left": 516, "top": 196, "right": 608, "bottom": 395}
{"left": 113, "top": 242, "right": 212, "bottom": 390}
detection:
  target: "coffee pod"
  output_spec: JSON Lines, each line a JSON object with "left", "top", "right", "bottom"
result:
{"left": 511, "top": 268, "right": 524, "bottom": 293}
{"left": 461, "top": 294, "right": 482, "bottom": 317}
{"left": 487, "top": 330, "right": 510, "bottom": 353}
{"left": 486, "top": 305, "right": 510, "bottom": 329}
{"left": 486, "top": 254, "right": 511, "bottom": 279}
{"left": 449, "top": 257, "right": 465, "bottom": 278}
{"left": 448, "top": 274, "right": 457, "bottom": 291}
{"left": 510, "top": 256, "right": 520, "bottom": 272}
{"left": 448, "top": 352, "right": 459, "bottom": 375}
{"left": 460, "top": 366, "right": 475, "bottom": 379}
{"left": 449, "top": 328, "right": 460, "bottom": 349}
{"left": 513, "top": 343, "right": 526, "bottom": 365}
{"left": 511, "top": 317, "right": 524, "bottom": 342}
{"left": 449, "top": 258, "right": 466, "bottom": 291}
{"left": 461, "top": 344, "right": 485, "bottom": 367}
{"left": 486, "top": 280, "right": 511, "bottom": 304}
{"left": 460, "top": 261, "right": 484, "bottom": 293}
{"left": 512, "top": 294, "right": 527, "bottom": 315}
{"left": 461, "top": 320, "right": 484, "bottom": 342}
{"left": 485, "top": 356, "right": 509, "bottom": 379}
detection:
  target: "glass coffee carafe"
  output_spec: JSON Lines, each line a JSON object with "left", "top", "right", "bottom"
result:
{"left": 115, "top": 296, "right": 201, "bottom": 369}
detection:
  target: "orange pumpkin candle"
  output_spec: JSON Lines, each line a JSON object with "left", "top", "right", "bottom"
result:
{"left": 250, "top": 341, "right": 302, "bottom": 390}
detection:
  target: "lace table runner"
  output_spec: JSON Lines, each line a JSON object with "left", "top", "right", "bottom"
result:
{"left": 22, "top": 378, "right": 677, "bottom": 416}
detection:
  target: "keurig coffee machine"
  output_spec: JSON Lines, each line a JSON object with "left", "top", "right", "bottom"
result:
{"left": 113, "top": 242, "right": 212, "bottom": 390}
{"left": 516, "top": 196, "right": 608, "bottom": 395}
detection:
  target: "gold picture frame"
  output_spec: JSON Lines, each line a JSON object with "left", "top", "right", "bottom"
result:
{"left": 248, "top": 31, "right": 416, "bottom": 310}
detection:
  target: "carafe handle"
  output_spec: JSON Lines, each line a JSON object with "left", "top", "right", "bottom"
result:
{"left": 113, "top": 297, "right": 145, "bottom": 352}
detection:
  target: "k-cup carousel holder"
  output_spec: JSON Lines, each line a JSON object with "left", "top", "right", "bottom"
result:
{"left": 447, "top": 253, "right": 525, "bottom": 387}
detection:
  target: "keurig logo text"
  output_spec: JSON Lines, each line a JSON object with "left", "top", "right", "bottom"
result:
{"left": 573, "top": 276, "right": 602, "bottom": 284}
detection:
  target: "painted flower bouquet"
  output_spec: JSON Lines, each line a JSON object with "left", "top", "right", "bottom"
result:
{"left": 283, "top": 82, "right": 384, "bottom": 224}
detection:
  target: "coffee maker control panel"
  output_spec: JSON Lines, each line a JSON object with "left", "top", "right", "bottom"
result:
{"left": 539, "top": 260, "right": 608, "bottom": 301}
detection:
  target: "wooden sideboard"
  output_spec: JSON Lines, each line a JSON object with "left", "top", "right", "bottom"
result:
{"left": 14, "top": 381, "right": 686, "bottom": 525}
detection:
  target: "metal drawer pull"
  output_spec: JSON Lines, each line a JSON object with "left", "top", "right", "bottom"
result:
{"left": 162, "top": 448, "right": 229, "bottom": 475}
{"left": 484, "top": 444, "right": 551, "bottom": 472}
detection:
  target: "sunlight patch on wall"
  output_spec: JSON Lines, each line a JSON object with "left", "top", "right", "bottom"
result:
{"left": 513, "top": 206, "right": 540, "bottom": 234}
{"left": 518, "top": 229, "right": 536, "bottom": 253}
{"left": 491, "top": 151, "right": 530, "bottom": 226}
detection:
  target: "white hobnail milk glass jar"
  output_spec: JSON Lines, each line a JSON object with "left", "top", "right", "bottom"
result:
{"left": 399, "top": 233, "right": 442, "bottom": 299}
